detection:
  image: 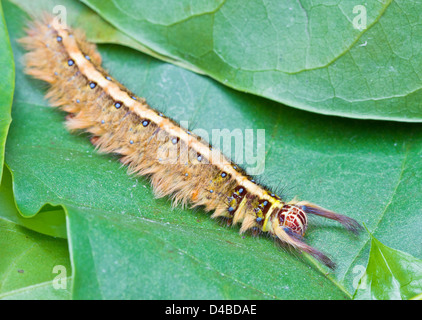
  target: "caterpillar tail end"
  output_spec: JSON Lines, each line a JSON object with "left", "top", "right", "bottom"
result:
{"left": 270, "top": 201, "right": 362, "bottom": 270}
{"left": 296, "top": 201, "right": 363, "bottom": 235}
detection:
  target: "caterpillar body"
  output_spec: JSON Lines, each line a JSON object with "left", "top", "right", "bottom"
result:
{"left": 20, "top": 16, "right": 362, "bottom": 270}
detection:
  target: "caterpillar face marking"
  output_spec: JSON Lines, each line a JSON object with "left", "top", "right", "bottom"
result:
{"left": 276, "top": 205, "right": 308, "bottom": 236}
{"left": 20, "top": 16, "right": 363, "bottom": 270}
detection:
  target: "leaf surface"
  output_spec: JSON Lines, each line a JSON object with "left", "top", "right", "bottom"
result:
{"left": 354, "top": 234, "right": 422, "bottom": 300}
{"left": 3, "top": 0, "right": 422, "bottom": 299}
{"left": 80, "top": 0, "right": 422, "bottom": 121}
{"left": 0, "top": 217, "right": 71, "bottom": 300}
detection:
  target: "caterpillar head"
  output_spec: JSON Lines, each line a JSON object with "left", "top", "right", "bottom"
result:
{"left": 276, "top": 204, "right": 308, "bottom": 237}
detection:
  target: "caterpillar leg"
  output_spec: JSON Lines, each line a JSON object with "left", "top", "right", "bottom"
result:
{"left": 293, "top": 201, "right": 363, "bottom": 234}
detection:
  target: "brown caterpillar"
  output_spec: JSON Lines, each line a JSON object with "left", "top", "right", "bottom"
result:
{"left": 20, "top": 16, "right": 362, "bottom": 270}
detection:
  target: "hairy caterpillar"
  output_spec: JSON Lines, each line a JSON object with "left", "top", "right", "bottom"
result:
{"left": 20, "top": 16, "right": 362, "bottom": 270}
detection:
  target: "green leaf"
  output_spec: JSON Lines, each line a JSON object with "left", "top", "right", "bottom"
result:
{"left": 0, "top": 218, "right": 71, "bottom": 300}
{"left": 0, "top": 0, "right": 14, "bottom": 181}
{"left": 0, "top": 165, "right": 67, "bottom": 238}
{"left": 9, "top": 0, "right": 205, "bottom": 74}
{"left": 354, "top": 234, "right": 422, "bottom": 300}
{"left": 3, "top": 0, "right": 422, "bottom": 299}
{"left": 78, "top": 0, "right": 422, "bottom": 122}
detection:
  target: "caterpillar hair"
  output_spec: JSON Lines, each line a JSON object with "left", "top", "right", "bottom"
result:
{"left": 19, "top": 15, "right": 362, "bottom": 270}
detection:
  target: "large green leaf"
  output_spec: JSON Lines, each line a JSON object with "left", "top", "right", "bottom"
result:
{"left": 354, "top": 234, "right": 422, "bottom": 300}
{"left": 3, "top": 0, "right": 422, "bottom": 299}
{"left": 0, "top": 0, "right": 14, "bottom": 181}
{"left": 79, "top": 0, "right": 422, "bottom": 122}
